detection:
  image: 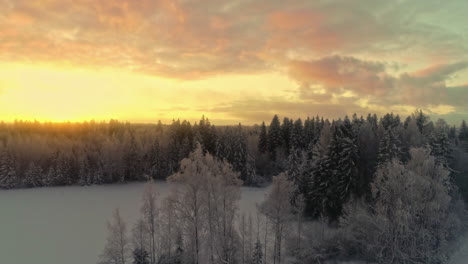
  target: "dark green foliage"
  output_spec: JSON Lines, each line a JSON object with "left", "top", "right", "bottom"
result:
{"left": 377, "top": 128, "right": 401, "bottom": 166}
{"left": 132, "top": 248, "right": 150, "bottom": 264}
{"left": 381, "top": 113, "right": 401, "bottom": 130}
{"left": 308, "top": 123, "right": 360, "bottom": 220}
{"left": 0, "top": 150, "right": 17, "bottom": 189}
{"left": 258, "top": 122, "right": 268, "bottom": 153}
{"left": 197, "top": 116, "right": 217, "bottom": 154}
{"left": 23, "top": 162, "right": 43, "bottom": 187}
{"left": 287, "top": 148, "right": 306, "bottom": 205}
{"left": 45, "top": 151, "right": 71, "bottom": 186}
{"left": 303, "top": 117, "right": 316, "bottom": 147}
{"left": 459, "top": 120, "right": 468, "bottom": 141}
{"left": 290, "top": 118, "right": 305, "bottom": 151}
{"left": 429, "top": 129, "right": 452, "bottom": 165}
{"left": 281, "top": 117, "right": 293, "bottom": 153}
{"left": 268, "top": 115, "right": 283, "bottom": 156}
{"left": 252, "top": 240, "right": 263, "bottom": 264}
{"left": 356, "top": 122, "right": 378, "bottom": 199}
{"left": 413, "top": 110, "right": 430, "bottom": 134}
{"left": 148, "top": 139, "right": 164, "bottom": 180}
{"left": 124, "top": 133, "right": 141, "bottom": 182}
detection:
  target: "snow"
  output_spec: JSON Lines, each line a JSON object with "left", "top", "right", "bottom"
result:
{"left": 0, "top": 182, "right": 270, "bottom": 264}
{"left": 0, "top": 182, "right": 465, "bottom": 264}
{"left": 449, "top": 235, "right": 468, "bottom": 264}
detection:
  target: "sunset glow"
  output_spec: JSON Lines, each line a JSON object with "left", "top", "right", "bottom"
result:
{"left": 1, "top": 0, "right": 467, "bottom": 124}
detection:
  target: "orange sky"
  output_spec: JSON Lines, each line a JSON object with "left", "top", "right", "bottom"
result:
{"left": 1, "top": 0, "right": 467, "bottom": 124}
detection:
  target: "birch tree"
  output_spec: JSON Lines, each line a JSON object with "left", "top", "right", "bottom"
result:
{"left": 259, "top": 173, "right": 294, "bottom": 264}
{"left": 140, "top": 182, "right": 159, "bottom": 264}
{"left": 99, "top": 208, "right": 130, "bottom": 264}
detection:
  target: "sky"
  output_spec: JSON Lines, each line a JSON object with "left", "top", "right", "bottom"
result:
{"left": 0, "top": 0, "right": 467, "bottom": 125}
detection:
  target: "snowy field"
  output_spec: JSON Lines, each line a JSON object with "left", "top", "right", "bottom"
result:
{"left": 0, "top": 182, "right": 269, "bottom": 264}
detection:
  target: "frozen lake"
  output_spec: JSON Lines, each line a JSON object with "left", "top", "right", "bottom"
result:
{"left": 0, "top": 182, "right": 465, "bottom": 264}
{"left": 0, "top": 182, "right": 269, "bottom": 264}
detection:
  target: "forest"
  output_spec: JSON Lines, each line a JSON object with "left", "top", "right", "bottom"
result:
{"left": 1, "top": 112, "right": 468, "bottom": 263}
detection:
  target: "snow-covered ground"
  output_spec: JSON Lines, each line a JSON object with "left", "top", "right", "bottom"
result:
{"left": 0, "top": 182, "right": 269, "bottom": 264}
{"left": 1, "top": 182, "right": 465, "bottom": 264}
{"left": 449, "top": 235, "right": 468, "bottom": 264}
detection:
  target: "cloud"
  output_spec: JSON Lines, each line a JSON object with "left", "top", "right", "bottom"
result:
{"left": 1, "top": 0, "right": 467, "bottom": 80}
{"left": 289, "top": 56, "right": 396, "bottom": 96}
{"left": 287, "top": 54, "right": 468, "bottom": 110}
{"left": 1, "top": 0, "right": 468, "bottom": 123}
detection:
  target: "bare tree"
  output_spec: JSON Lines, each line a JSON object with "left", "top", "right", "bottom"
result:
{"left": 99, "top": 208, "right": 130, "bottom": 264}
{"left": 168, "top": 145, "right": 211, "bottom": 264}
{"left": 259, "top": 173, "right": 294, "bottom": 264}
{"left": 140, "top": 182, "right": 159, "bottom": 264}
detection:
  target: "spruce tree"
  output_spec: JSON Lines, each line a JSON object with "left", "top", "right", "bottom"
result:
{"left": 23, "top": 162, "right": 43, "bottom": 188}
{"left": 429, "top": 129, "right": 451, "bottom": 165}
{"left": 290, "top": 118, "right": 304, "bottom": 151}
{"left": 78, "top": 156, "right": 90, "bottom": 186}
{"left": 377, "top": 128, "right": 402, "bottom": 166}
{"left": 132, "top": 248, "right": 150, "bottom": 264}
{"left": 281, "top": 117, "right": 293, "bottom": 153}
{"left": 459, "top": 120, "right": 468, "bottom": 141}
{"left": 0, "top": 151, "right": 17, "bottom": 189}
{"left": 251, "top": 239, "right": 263, "bottom": 264}
{"left": 287, "top": 148, "right": 306, "bottom": 205}
{"left": 258, "top": 122, "right": 268, "bottom": 153}
{"left": 124, "top": 133, "right": 141, "bottom": 181}
{"left": 268, "top": 115, "right": 282, "bottom": 156}
{"left": 309, "top": 124, "right": 360, "bottom": 220}
{"left": 149, "top": 139, "right": 163, "bottom": 180}
{"left": 303, "top": 117, "right": 315, "bottom": 146}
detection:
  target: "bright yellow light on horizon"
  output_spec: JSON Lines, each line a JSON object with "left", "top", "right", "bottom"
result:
{"left": 0, "top": 62, "right": 294, "bottom": 124}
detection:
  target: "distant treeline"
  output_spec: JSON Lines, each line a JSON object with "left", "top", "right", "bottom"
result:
{"left": 1, "top": 113, "right": 468, "bottom": 200}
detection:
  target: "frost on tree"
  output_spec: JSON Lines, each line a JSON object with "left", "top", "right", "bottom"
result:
{"left": 259, "top": 173, "right": 294, "bottom": 264}
{"left": 377, "top": 128, "right": 401, "bottom": 166}
{"left": 168, "top": 144, "right": 242, "bottom": 264}
{"left": 140, "top": 182, "right": 159, "bottom": 264}
{"left": 99, "top": 208, "right": 130, "bottom": 264}
{"left": 0, "top": 150, "right": 17, "bottom": 189}
{"left": 23, "top": 162, "right": 43, "bottom": 188}
{"left": 341, "top": 148, "right": 464, "bottom": 263}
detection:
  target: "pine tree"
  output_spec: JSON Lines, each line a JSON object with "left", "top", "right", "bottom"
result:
{"left": 148, "top": 139, "right": 163, "bottom": 180}
{"left": 303, "top": 117, "right": 315, "bottom": 146}
{"left": 281, "top": 117, "right": 293, "bottom": 153}
{"left": 0, "top": 150, "right": 17, "bottom": 189}
{"left": 377, "top": 128, "right": 402, "bottom": 166}
{"left": 51, "top": 152, "right": 71, "bottom": 186}
{"left": 290, "top": 118, "right": 304, "bottom": 151}
{"left": 197, "top": 116, "right": 217, "bottom": 154}
{"left": 459, "top": 120, "right": 468, "bottom": 141}
{"left": 78, "top": 156, "right": 90, "bottom": 186}
{"left": 94, "top": 165, "right": 104, "bottom": 184}
{"left": 44, "top": 151, "right": 69, "bottom": 186}
{"left": 312, "top": 120, "right": 331, "bottom": 161}
{"left": 287, "top": 148, "right": 306, "bottom": 205}
{"left": 429, "top": 128, "right": 451, "bottom": 165}
{"left": 413, "top": 110, "right": 429, "bottom": 134}
{"left": 251, "top": 240, "right": 263, "bottom": 264}
{"left": 309, "top": 124, "right": 360, "bottom": 220}
{"left": 328, "top": 126, "right": 359, "bottom": 217}
{"left": 268, "top": 115, "right": 282, "bottom": 156}
{"left": 124, "top": 133, "right": 141, "bottom": 181}
{"left": 23, "top": 162, "right": 43, "bottom": 187}
{"left": 132, "top": 248, "right": 150, "bottom": 264}
{"left": 258, "top": 122, "right": 268, "bottom": 153}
